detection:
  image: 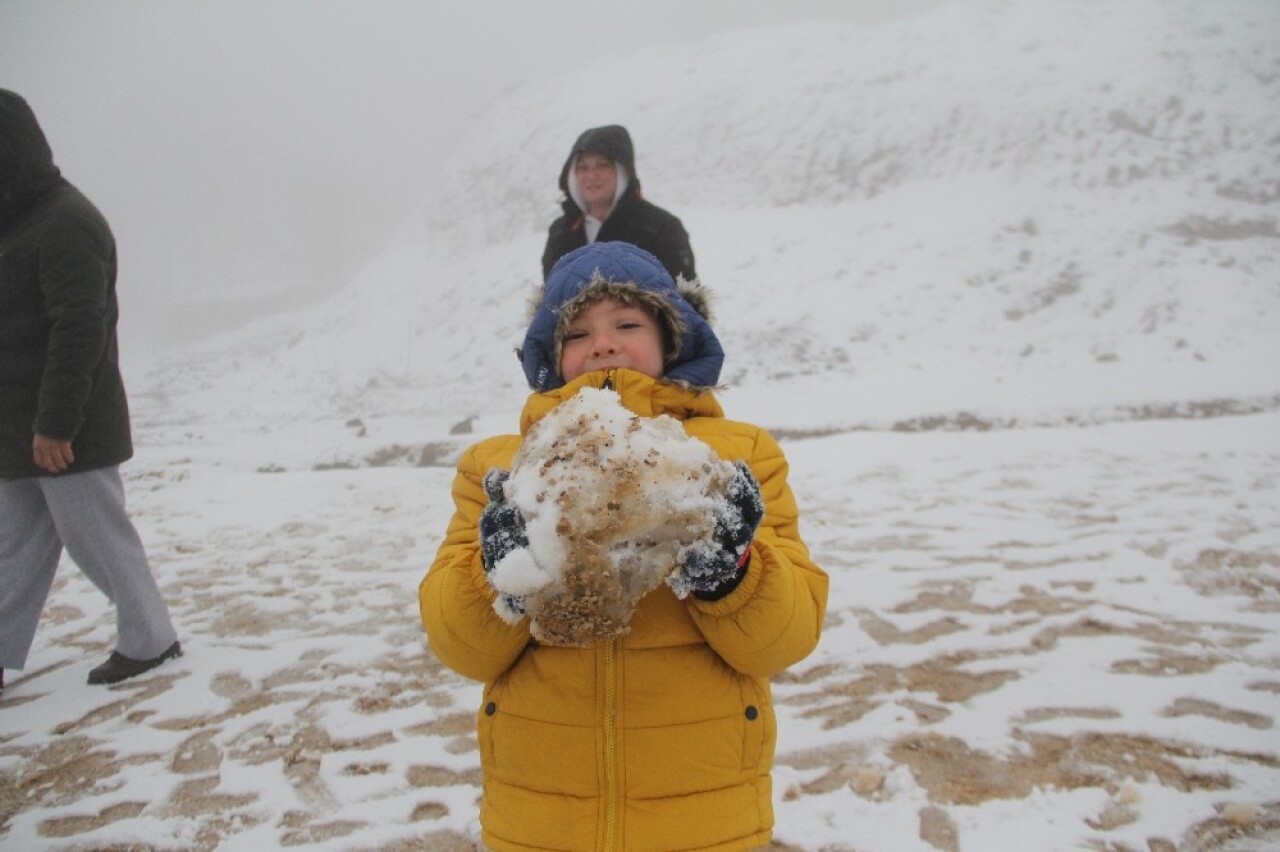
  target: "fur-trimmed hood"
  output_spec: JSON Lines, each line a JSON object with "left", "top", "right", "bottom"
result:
{"left": 519, "top": 242, "right": 724, "bottom": 392}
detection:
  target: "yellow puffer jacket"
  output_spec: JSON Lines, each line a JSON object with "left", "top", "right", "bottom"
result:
{"left": 420, "top": 369, "right": 828, "bottom": 852}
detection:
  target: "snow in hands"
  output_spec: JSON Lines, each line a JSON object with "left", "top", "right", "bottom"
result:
{"left": 487, "top": 387, "right": 736, "bottom": 645}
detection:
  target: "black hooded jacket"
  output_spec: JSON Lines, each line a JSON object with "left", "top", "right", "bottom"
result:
{"left": 0, "top": 89, "right": 132, "bottom": 478}
{"left": 541, "top": 125, "right": 696, "bottom": 282}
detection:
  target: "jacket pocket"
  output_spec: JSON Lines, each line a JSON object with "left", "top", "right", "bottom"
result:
{"left": 477, "top": 686, "right": 500, "bottom": 773}
{"left": 740, "top": 703, "right": 765, "bottom": 771}
{"left": 740, "top": 679, "right": 776, "bottom": 772}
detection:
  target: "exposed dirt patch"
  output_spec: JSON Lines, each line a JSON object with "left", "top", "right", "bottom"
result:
{"left": 411, "top": 800, "right": 450, "bottom": 821}
{"left": 1180, "top": 800, "right": 1280, "bottom": 851}
{"left": 0, "top": 735, "right": 157, "bottom": 834}
{"left": 1160, "top": 697, "right": 1273, "bottom": 730}
{"left": 278, "top": 809, "right": 365, "bottom": 847}
{"left": 892, "top": 581, "right": 1093, "bottom": 618}
{"left": 36, "top": 801, "right": 148, "bottom": 838}
{"left": 378, "top": 831, "right": 484, "bottom": 851}
{"left": 159, "top": 774, "right": 257, "bottom": 818}
{"left": 406, "top": 764, "right": 483, "bottom": 788}
{"left": 171, "top": 729, "right": 223, "bottom": 774}
{"left": 1029, "top": 615, "right": 1220, "bottom": 653}
{"left": 51, "top": 672, "right": 182, "bottom": 735}
{"left": 1177, "top": 548, "right": 1280, "bottom": 611}
{"left": 919, "top": 804, "right": 960, "bottom": 852}
{"left": 784, "top": 651, "right": 1020, "bottom": 730}
{"left": 403, "top": 710, "right": 475, "bottom": 739}
{"left": 855, "top": 609, "right": 966, "bottom": 645}
{"left": 1111, "top": 650, "right": 1226, "bottom": 676}
{"left": 774, "top": 741, "right": 870, "bottom": 797}
{"left": 1016, "top": 706, "right": 1122, "bottom": 724}
{"left": 889, "top": 732, "right": 1234, "bottom": 806}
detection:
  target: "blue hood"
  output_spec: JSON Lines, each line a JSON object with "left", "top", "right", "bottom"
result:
{"left": 520, "top": 242, "right": 724, "bottom": 391}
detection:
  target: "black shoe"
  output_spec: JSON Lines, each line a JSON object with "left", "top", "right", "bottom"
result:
{"left": 88, "top": 641, "right": 182, "bottom": 685}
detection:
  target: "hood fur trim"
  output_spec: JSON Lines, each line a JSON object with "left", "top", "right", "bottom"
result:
{"left": 520, "top": 241, "right": 724, "bottom": 391}
{"left": 550, "top": 277, "right": 687, "bottom": 376}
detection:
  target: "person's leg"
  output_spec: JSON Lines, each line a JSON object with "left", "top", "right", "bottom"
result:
{"left": 0, "top": 478, "right": 65, "bottom": 671}
{"left": 39, "top": 466, "right": 178, "bottom": 660}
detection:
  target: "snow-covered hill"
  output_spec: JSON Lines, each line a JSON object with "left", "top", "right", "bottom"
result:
{"left": 144, "top": 0, "right": 1279, "bottom": 459}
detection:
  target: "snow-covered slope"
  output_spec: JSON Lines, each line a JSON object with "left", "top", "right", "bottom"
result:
{"left": 145, "top": 0, "right": 1279, "bottom": 456}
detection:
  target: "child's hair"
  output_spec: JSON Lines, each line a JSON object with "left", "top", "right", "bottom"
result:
{"left": 518, "top": 242, "right": 723, "bottom": 391}
{"left": 551, "top": 277, "right": 681, "bottom": 370}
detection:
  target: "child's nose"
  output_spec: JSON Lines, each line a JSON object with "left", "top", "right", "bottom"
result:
{"left": 590, "top": 332, "right": 618, "bottom": 355}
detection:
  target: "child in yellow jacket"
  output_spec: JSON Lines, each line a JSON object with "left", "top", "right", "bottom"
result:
{"left": 420, "top": 241, "right": 828, "bottom": 852}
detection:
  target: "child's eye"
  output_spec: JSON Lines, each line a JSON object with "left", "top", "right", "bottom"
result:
{"left": 563, "top": 330, "right": 588, "bottom": 342}
{"left": 617, "top": 322, "right": 642, "bottom": 330}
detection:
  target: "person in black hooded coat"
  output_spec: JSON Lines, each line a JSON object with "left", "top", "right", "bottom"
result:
{"left": 0, "top": 89, "right": 180, "bottom": 693}
{"left": 541, "top": 124, "right": 697, "bottom": 283}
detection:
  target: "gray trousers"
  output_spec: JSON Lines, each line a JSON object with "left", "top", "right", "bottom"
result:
{"left": 0, "top": 465, "right": 177, "bottom": 670}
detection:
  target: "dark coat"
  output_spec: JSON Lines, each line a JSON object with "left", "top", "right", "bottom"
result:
{"left": 0, "top": 90, "right": 133, "bottom": 479}
{"left": 541, "top": 125, "right": 697, "bottom": 283}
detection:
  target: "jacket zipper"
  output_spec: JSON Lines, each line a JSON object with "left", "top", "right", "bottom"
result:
{"left": 603, "top": 637, "right": 619, "bottom": 851}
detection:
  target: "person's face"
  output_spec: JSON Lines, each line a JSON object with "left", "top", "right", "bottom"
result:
{"left": 560, "top": 298, "right": 666, "bottom": 382}
{"left": 574, "top": 152, "right": 618, "bottom": 213}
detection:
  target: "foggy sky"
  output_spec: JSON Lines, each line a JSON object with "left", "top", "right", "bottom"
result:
{"left": 0, "top": 0, "right": 949, "bottom": 357}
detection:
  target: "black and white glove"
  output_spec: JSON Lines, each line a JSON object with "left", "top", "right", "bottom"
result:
{"left": 669, "top": 461, "right": 765, "bottom": 600}
{"left": 478, "top": 468, "right": 530, "bottom": 617}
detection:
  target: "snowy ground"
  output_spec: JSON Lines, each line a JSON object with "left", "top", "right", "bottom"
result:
{"left": 2, "top": 400, "right": 1278, "bottom": 851}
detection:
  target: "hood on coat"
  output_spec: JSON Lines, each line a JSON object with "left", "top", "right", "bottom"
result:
{"left": 0, "top": 89, "right": 62, "bottom": 230}
{"left": 557, "top": 124, "right": 639, "bottom": 201}
{"left": 518, "top": 241, "right": 723, "bottom": 392}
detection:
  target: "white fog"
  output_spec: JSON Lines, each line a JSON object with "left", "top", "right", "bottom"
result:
{"left": 0, "top": 0, "right": 947, "bottom": 364}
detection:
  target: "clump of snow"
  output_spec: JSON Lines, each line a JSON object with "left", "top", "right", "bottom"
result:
{"left": 488, "top": 387, "right": 736, "bottom": 645}
{"left": 1221, "top": 802, "right": 1260, "bottom": 826}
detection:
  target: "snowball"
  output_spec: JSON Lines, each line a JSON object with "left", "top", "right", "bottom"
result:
{"left": 490, "top": 548, "right": 555, "bottom": 597}
{"left": 489, "top": 387, "right": 735, "bottom": 645}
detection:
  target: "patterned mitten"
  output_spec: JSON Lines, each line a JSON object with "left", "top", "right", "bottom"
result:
{"left": 669, "top": 461, "right": 764, "bottom": 600}
{"left": 478, "top": 468, "right": 530, "bottom": 616}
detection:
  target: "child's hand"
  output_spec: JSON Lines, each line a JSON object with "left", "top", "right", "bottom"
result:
{"left": 668, "top": 461, "right": 764, "bottom": 600}
{"left": 479, "top": 468, "right": 531, "bottom": 616}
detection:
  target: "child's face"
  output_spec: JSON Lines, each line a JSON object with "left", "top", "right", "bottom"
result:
{"left": 560, "top": 298, "right": 665, "bottom": 383}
